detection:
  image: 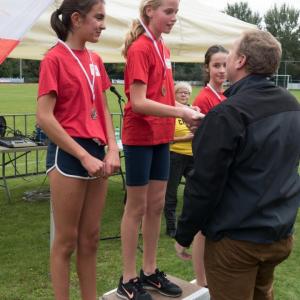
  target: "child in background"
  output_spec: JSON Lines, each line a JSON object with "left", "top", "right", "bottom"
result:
{"left": 175, "top": 45, "right": 228, "bottom": 288}
{"left": 37, "top": 0, "right": 120, "bottom": 299}
{"left": 193, "top": 45, "right": 228, "bottom": 114}
{"left": 164, "top": 82, "right": 194, "bottom": 238}
{"left": 192, "top": 45, "right": 228, "bottom": 287}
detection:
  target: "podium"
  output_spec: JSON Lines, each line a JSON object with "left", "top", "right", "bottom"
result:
{"left": 100, "top": 275, "right": 210, "bottom": 300}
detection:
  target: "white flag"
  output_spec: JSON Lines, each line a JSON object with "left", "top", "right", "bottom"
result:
{"left": 0, "top": 0, "right": 54, "bottom": 64}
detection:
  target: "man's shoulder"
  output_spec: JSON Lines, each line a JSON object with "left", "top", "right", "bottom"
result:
{"left": 201, "top": 102, "right": 244, "bottom": 134}
{"left": 276, "top": 86, "right": 300, "bottom": 105}
{"left": 208, "top": 98, "right": 237, "bottom": 116}
{"left": 211, "top": 84, "right": 300, "bottom": 130}
{"left": 227, "top": 83, "right": 300, "bottom": 112}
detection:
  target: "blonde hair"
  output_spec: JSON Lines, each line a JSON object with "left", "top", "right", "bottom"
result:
{"left": 238, "top": 30, "right": 282, "bottom": 76}
{"left": 122, "top": 0, "right": 162, "bottom": 57}
{"left": 174, "top": 82, "right": 192, "bottom": 94}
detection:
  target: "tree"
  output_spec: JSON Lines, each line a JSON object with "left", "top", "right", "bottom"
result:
{"left": 0, "top": 59, "right": 19, "bottom": 78}
{"left": 264, "top": 4, "right": 300, "bottom": 81}
{"left": 104, "top": 63, "right": 125, "bottom": 80}
{"left": 173, "top": 63, "right": 201, "bottom": 82}
{"left": 264, "top": 4, "right": 300, "bottom": 60}
{"left": 0, "top": 58, "right": 40, "bottom": 82}
{"left": 224, "top": 2, "right": 262, "bottom": 27}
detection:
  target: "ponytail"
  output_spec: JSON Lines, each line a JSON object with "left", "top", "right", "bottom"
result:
{"left": 50, "top": 9, "right": 69, "bottom": 41}
{"left": 50, "top": 0, "right": 102, "bottom": 41}
{"left": 122, "top": 19, "right": 145, "bottom": 58}
{"left": 122, "top": 0, "right": 162, "bottom": 58}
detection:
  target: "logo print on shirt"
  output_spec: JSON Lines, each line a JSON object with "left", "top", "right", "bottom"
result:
{"left": 178, "top": 119, "right": 186, "bottom": 125}
{"left": 165, "top": 58, "right": 172, "bottom": 69}
{"left": 90, "top": 64, "right": 100, "bottom": 77}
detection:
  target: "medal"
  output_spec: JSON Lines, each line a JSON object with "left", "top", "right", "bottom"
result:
{"left": 207, "top": 83, "right": 222, "bottom": 101}
{"left": 91, "top": 107, "right": 97, "bottom": 120}
{"left": 138, "top": 18, "right": 169, "bottom": 98}
{"left": 58, "top": 40, "right": 98, "bottom": 121}
{"left": 161, "top": 85, "right": 166, "bottom": 96}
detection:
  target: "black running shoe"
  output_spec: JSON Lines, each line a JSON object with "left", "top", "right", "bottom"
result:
{"left": 140, "top": 269, "right": 182, "bottom": 298}
{"left": 116, "top": 276, "right": 152, "bottom": 300}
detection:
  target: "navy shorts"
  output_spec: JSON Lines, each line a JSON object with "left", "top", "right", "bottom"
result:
{"left": 46, "top": 137, "right": 105, "bottom": 179}
{"left": 123, "top": 143, "right": 170, "bottom": 186}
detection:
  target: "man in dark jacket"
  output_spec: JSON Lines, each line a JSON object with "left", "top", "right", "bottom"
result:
{"left": 175, "top": 29, "right": 300, "bottom": 300}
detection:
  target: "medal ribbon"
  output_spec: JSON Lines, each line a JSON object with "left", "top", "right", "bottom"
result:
{"left": 207, "top": 83, "right": 222, "bottom": 101}
{"left": 138, "top": 17, "right": 167, "bottom": 78}
{"left": 58, "top": 39, "right": 96, "bottom": 101}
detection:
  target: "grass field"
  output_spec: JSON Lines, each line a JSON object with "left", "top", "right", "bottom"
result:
{"left": 0, "top": 84, "right": 300, "bottom": 299}
{"left": 0, "top": 83, "right": 299, "bottom": 114}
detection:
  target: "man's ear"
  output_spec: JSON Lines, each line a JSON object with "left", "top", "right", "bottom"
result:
{"left": 236, "top": 55, "right": 247, "bottom": 70}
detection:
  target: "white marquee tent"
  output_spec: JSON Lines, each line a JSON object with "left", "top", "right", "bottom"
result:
{"left": 8, "top": 0, "right": 256, "bottom": 63}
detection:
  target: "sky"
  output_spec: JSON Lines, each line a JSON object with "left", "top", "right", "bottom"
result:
{"left": 207, "top": 0, "right": 300, "bottom": 15}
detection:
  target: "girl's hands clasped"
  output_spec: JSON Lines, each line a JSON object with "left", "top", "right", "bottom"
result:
{"left": 80, "top": 153, "right": 106, "bottom": 178}
{"left": 103, "top": 149, "right": 121, "bottom": 177}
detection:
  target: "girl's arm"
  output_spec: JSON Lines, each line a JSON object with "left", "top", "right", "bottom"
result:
{"left": 36, "top": 93, "right": 105, "bottom": 177}
{"left": 130, "top": 82, "right": 204, "bottom": 126}
{"left": 173, "top": 132, "right": 194, "bottom": 143}
{"left": 101, "top": 91, "right": 121, "bottom": 177}
{"left": 175, "top": 101, "right": 185, "bottom": 107}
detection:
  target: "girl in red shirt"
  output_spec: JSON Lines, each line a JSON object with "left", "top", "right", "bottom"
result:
{"left": 37, "top": 1, "right": 120, "bottom": 299}
{"left": 176, "top": 45, "right": 228, "bottom": 288}
{"left": 193, "top": 45, "right": 228, "bottom": 114}
{"left": 117, "top": 1, "right": 202, "bottom": 299}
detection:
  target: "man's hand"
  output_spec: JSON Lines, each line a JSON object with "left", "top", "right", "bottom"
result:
{"left": 174, "top": 241, "right": 192, "bottom": 261}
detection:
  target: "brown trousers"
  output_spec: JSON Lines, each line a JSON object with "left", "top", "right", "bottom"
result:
{"left": 204, "top": 236, "right": 293, "bottom": 300}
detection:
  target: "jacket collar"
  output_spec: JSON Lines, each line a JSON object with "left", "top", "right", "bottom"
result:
{"left": 224, "top": 74, "right": 274, "bottom": 98}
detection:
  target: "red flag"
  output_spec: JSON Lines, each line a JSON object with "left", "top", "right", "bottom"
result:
{"left": 0, "top": 0, "right": 53, "bottom": 64}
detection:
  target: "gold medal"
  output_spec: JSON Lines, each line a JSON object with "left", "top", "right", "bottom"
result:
{"left": 91, "top": 107, "right": 97, "bottom": 120}
{"left": 161, "top": 85, "right": 166, "bottom": 96}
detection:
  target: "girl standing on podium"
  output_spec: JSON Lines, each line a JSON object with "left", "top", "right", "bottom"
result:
{"left": 117, "top": 0, "right": 202, "bottom": 299}
{"left": 36, "top": 0, "right": 120, "bottom": 299}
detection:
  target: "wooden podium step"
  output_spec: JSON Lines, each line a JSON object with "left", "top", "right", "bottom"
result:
{"left": 100, "top": 275, "right": 210, "bottom": 300}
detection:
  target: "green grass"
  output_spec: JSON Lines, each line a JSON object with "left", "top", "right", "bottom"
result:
{"left": 290, "top": 89, "right": 300, "bottom": 100}
{"left": 0, "top": 84, "right": 300, "bottom": 299}
{"left": 0, "top": 83, "right": 299, "bottom": 114}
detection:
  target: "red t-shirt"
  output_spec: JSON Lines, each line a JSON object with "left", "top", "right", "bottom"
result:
{"left": 193, "top": 86, "right": 226, "bottom": 115}
{"left": 122, "top": 34, "right": 175, "bottom": 145}
{"left": 38, "top": 43, "right": 111, "bottom": 144}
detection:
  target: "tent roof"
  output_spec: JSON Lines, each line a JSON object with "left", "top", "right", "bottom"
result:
{"left": 8, "top": 0, "right": 256, "bottom": 63}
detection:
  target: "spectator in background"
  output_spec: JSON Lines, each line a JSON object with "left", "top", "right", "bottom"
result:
{"left": 164, "top": 82, "right": 194, "bottom": 238}
{"left": 175, "top": 29, "right": 300, "bottom": 300}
